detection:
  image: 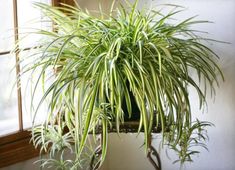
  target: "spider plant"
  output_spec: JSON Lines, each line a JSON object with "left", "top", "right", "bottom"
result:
{"left": 17, "top": 0, "right": 223, "bottom": 169}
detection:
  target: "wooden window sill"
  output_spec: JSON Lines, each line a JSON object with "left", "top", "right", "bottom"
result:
{"left": 0, "top": 131, "right": 40, "bottom": 168}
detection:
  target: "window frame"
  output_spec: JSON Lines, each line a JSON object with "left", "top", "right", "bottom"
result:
{"left": 0, "top": 0, "right": 74, "bottom": 168}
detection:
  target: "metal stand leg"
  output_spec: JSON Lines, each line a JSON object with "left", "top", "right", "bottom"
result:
{"left": 90, "top": 135, "right": 102, "bottom": 170}
{"left": 147, "top": 145, "right": 162, "bottom": 170}
{"left": 90, "top": 145, "right": 102, "bottom": 170}
{"left": 147, "top": 135, "right": 162, "bottom": 170}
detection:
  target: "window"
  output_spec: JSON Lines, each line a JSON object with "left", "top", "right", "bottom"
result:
{"left": 0, "top": 0, "right": 18, "bottom": 136}
{"left": 0, "top": 0, "right": 51, "bottom": 136}
{"left": 0, "top": 0, "right": 74, "bottom": 167}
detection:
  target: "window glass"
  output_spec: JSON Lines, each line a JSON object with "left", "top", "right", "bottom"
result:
{"left": 20, "top": 51, "right": 50, "bottom": 129}
{"left": 18, "top": 0, "right": 52, "bottom": 128}
{"left": 0, "top": 0, "right": 52, "bottom": 135}
{"left": 0, "top": 55, "right": 19, "bottom": 135}
{"left": 18, "top": 0, "right": 52, "bottom": 49}
{"left": 0, "top": 1, "right": 14, "bottom": 53}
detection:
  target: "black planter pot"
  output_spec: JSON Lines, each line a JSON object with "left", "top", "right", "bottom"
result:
{"left": 122, "top": 88, "right": 140, "bottom": 121}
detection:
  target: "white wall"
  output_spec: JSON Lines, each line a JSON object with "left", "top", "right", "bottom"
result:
{"left": 106, "top": 0, "right": 235, "bottom": 170}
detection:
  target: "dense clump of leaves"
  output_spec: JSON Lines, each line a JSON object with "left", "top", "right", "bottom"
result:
{"left": 19, "top": 0, "right": 223, "bottom": 169}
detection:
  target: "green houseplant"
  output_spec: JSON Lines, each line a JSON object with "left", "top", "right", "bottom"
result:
{"left": 17, "top": 0, "right": 223, "bottom": 169}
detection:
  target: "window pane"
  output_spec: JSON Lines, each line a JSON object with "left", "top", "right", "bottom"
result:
{"left": 0, "top": 55, "right": 19, "bottom": 135}
{"left": 0, "top": 0, "right": 52, "bottom": 135}
{"left": 17, "top": 0, "right": 52, "bottom": 128}
{"left": 20, "top": 51, "right": 50, "bottom": 129}
{"left": 18, "top": 0, "right": 52, "bottom": 49}
{"left": 0, "top": 1, "right": 14, "bottom": 53}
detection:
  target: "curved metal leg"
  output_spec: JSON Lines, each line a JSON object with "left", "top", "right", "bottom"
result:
{"left": 147, "top": 135, "right": 162, "bottom": 170}
{"left": 90, "top": 145, "right": 102, "bottom": 170}
{"left": 90, "top": 134, "right": 103, "bottom": 170}
{"left": 147, "top": 145, "right": 162, "bottom": 170}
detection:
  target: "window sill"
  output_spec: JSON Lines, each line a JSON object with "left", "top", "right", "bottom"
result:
{"left": 0, "top": 131, "right": 40, "bottom": 168}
